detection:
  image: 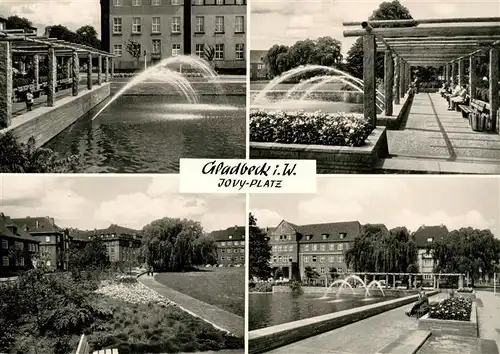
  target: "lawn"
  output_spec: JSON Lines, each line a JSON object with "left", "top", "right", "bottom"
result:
{"left": 155, "top": 267, "right": 245, "bottom": 317}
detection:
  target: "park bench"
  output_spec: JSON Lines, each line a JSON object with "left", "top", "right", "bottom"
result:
{"left": 75, "top": 334, "right": 118, "bottom": 354}
{"left": 457, "top": 95, "right": 471, "bottom": 117}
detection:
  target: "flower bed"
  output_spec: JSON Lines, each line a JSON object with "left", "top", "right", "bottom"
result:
{"left": 429, "top": 297, "right": 472, "bottom": 321}
{"left": 95, "top": 282, "right": 175, "bottom": 307}
{"left": 250, "top": 109, "right": 373, "bottom": 147}
{"left": 457, "top": 287, "right": 474, "bottom": 293}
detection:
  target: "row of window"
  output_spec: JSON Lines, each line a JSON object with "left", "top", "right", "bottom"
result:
{"left": 274, "top": 233, "right": 347, "bottom": 241}
{"left": 2, "top": 256, "right": 26, "bottom": 267}
{"left": 271, "top": 243, "right": 349, "bottom": 252}
{"left": 1, "top": 239, "right": 39, "bottom": 252}
{"left": 220, "top": 256, "right": 245, "bottom": 261}
{"left": 115, "top": 42, "right": 244, "bottom": 59}
{"left": 303, "top": 255, "right": 345, "bottom": 263}
{"left": 219, "top": 240, "right": 245, "bottom": 246}
{"left": 219, "top": 248, "right": 244, "bottom": 254}
{"left": 113, "top": 16, "right": 244, "bottom": 35}
{"left": 310, "top": 267, "right": 345, "bottom": 275}
{"left": 113, "top": 0, "right": 245, "bottom": 5}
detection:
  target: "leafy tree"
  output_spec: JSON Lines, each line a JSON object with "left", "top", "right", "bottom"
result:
{"left": 76, "top": 25, "right": 101, "bottom": 49}
{"left": 264, "top": 44, "right": 289, "bottom": 78}
{"left": 274, "top": 267, "right": 284, "bottom": 280}
{"left": 72, "top": 236, "right": 110, "bottom": 271}
{"left": 248, "top": 213, "right": 271, "bottom": 280}
{"left": 329, "top": 266, "right": 340, "bottom": 281}
{"left": 125, "top": 40, "right": 142, "bottom": 68}
{"left": 304, "top": 266, "right": 319, "bottom": 285}
{"left": 46, "top": 25, "right": 77, "bottom": 43}
{"left": 193, "top": 235, "right": 217, "bottom": 265}
{"left": 0, "top": 132, "right": 79, "bottom": 172}
{"left": 345, "top": 0, "right": 414, "bottom": 79}
{"left": 6, "top": 16, "right": 33, "bottom": 31}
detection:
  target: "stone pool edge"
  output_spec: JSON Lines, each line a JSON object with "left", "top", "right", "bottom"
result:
{"left": 248, "top": 290, "right": 439, "bottom": 354}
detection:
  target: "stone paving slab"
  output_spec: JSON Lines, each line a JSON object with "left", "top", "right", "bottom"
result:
{"left": 417, "top": 335, "right": 498, "bottom": 354}
{"left": 476, "top": 291, "right": 500, "bottom": 351}
{"left": 376, "top": 330, "right": 431, "bottom": 354}
{"left": 377, "top": 157, "right": 500, "bottom": 174}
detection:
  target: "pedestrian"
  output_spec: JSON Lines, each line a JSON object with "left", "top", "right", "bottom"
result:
{"left": 406, "top": 288, "right": 429, "bottom": 317}
{"left": 26, "top": 88, "right": 34, "bottom": 111}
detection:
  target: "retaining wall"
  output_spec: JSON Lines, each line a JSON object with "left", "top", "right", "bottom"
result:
{"left": 418, "top": 302, "right": 478, "bottom": 337}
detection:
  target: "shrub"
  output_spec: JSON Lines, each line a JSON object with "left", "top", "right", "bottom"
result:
{"left": 457, "top": 287, "right": 474, "bottom": 293}
{"left": 428, "top": 296, "right": 472, "bottom": 321}
{"left": 250, "top": 109, "right": 373, "bottom": 147}
{"left": 289, "top": 280, "right": 303, "bottom": 294}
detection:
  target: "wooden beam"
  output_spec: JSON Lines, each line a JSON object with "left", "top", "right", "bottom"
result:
{"left": 458, "top": 58, "right": 465, "bottom": 86}
{"left": 344, "top": 25, "right": 500, "bottom": 38}
{"left": 394, "top": 56, "right": 400, "bottom": 105}
{"left": 87, "top": 52, "right": 92, "bottom": 90}
{"left": 363, "top": 34, "right": 377, "bottom": 126}
{"left": 489, "top": 48, "right": 498, "bottom": 132}
{"left": 384, "top": 51, "right": 394, "bottom": 116}
{"left": 399, "top": 59, "right": 405, "bottom": 98}
{"left": 0, "top": 41, "right": 12, "bottom": 128}
{"left": 469, "top": 55, "right": 476, "bottom": 100}
{"left": 343, "top": 17, "right": 500, "bottom": 27}
{"left": 383, "top": 35, "right": 500, "bottom": 42}
{"left": 72, "top": 51, "right": 80, "bottom": 96}
{"left": 47, "top": 47, "right": 56, "bottom": 107}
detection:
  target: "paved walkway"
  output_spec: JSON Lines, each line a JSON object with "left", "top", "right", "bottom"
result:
{"left": 386, "top": 93, "right": 500, "bottom": 168}
{"left": 477, "top": 291, "right": 500, "bottom": 350}
{"left": 138, "top": 274, "right": 244, "bottom": 338}
{"left": 265, "top": 293, "right": 448, "bottom": 354}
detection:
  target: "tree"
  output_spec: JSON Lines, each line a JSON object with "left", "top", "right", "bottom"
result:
{"left": 274, "top": 268, "right": 284, "bottom": 280}
{"left": 329, "top": 266, "right": 340, "bottom": 281}
{"left": 76, "top": 25, "right": 101, "bottom": 49}
{"left": 248, "top": 213, "right": 271, "bottom": 280}
{"left": 304, "top": 266, "right": 319, "bottom": 284}
{"left": 125, "top": 40, "right": 142, "bottom": 68}
{"left": 46, "top": 25, "right": 77, "bottom": 43}
{"left": 69, "top": 236, "right": 110, "bottom": 272}
{"left": 264, "top": 44, "right": 289, "bottom": 78}
{"left": 193, "top": 235, "right": 217, "bottom": 266}
{"left": 204, "top": 45, "right": 215, "bottom": 66}
{"left": 345, "top": 0, "right": 414, "bottom": 79}
{"left": 6, "top": 16, "right": 33, "bottom": 31}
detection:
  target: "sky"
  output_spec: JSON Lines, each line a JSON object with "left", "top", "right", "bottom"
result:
{"left": 0, "top": 175, "right": 245, "bottom": 232}
{"left": 250, "top": 177, "right": 500, "bottom": 237}
{"left": 251, "top": 0, "right": 500, "bottom": 55}
{"left": 0, "top": 0, "right": 101, "bottom": 36}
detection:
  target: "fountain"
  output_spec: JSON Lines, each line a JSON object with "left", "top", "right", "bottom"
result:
{"left": 321, "top": 275, "right": 386, "bottom": 299}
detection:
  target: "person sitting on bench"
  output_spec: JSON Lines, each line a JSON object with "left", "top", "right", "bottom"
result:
{"left": 448, "top": 84, "right": 468, "bottom": 110}
{"left": 405, "top": 289, "right": 429, "bottom": 317}
{"left": 439, "top": 82, "right": 448, "bottom": 96}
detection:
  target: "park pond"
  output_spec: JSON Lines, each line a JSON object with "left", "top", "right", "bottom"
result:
{"left": 45, "top": 94, "right": 246, "bottom": 173}
{"left": 249, "top": 292, "right": 408, "bottom": 330}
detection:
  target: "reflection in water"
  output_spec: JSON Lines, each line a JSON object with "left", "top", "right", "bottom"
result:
{"left": 45, "top": 95, "right": 245, "bottom": 173}
{"left": 249, "top": 292, "right": 402, "bottom": 331}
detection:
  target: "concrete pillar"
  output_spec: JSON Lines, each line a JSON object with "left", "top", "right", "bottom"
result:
{"left": 87, "top": 52, "right": 92, "bottom": 90}
{"left": 489, "top": 48, "right": 498, "bottom": 132}
{"left": 111, "top": 58, "right": 114, "bottom": 78}
{"left": 400, "top": 60, "right": 405, "bottom": 98}
{"left": 363, "top": 34, "right": 377, "bottom": 127}
{"left": 392, "top": 274, "right": 396, "bottom": 288}
{"left": 451, "top": 61, "right": 456, "bottom": 84}
{"left": 458, "top": 59, "right": 465, "bottom": 87}
{"left": 66, "top": 57, "right": 71, "bottom": 80}
{"left": 385, "top": 274, "right": 389, "bottom": 286}
{"left": 0, "top": 41, "right": 13, "bottom": 128}
{"left": 364, "top": 273, "right": 367, "bottom": 285}
{"left": 433, "top": 275, "right": 436, "bottom": 289}
{"left": 470, "top": 55, "right": 477, "bottom": 100}
{"left": 72, "top": 51, "right": 80, "bottom": 96}
{"left": 459, "top": 274, "right": 464, "bottom": 289}
{"left": 409, "top": 275, "right": 412, "bottom": 289}
{"left": 34, "top": 54, "right": 40, "bottom": 91}
{"left": 447, "top": 64, "right": 452, "bottom": 85}
{"left": 394, "top": 56, "right": 400, "bottom": 105}
{"left": 97, "top": 55, "right": 102, "bottom": 85}
{"left": 405, "top": 64, "right": 411, "bottom": 94}
{"left": 384, "top": 51, "right": 394, "bottom": 116}
{"left": 47, "top": 47, "right": 57, "bottom": 107}
{"left": 104, "top": 57, "right": 109, "bottom": 82}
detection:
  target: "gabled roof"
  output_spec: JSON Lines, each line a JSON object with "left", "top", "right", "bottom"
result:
{"left": 89, "top": 224, "right": 141, "bottom": 237}
{"left": 12, "top": 216, "right": 62, "bottom": 234}
{"left": 0, "top": 214, "right": 40, "bottom": 242}
{"left": 211, "top": 226, "right": 245, "bottom": 241}
{"left": 413, "top": 225, "right": 449, "bottom": 248}
{"left": 250, "top": 50, "right": 268, "bottom": 63}
{"left": 67, "top": 228, "right": 91, "bottom": 241}
{"left": 296, "top": 221, "right": 362, "bottom": 242}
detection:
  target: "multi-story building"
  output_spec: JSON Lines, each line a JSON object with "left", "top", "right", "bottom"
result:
{"left": 100, "top": 0, "right": 246, "bottom": 72}
{"left": 12, "top": 217, "right": 71, "bottom": 271}
{"left": 269, "top": 220, "right": 364, "bottom": 281}
{"left": 413, "top": 225, "right": 449, "bottom": 283}
{"left": 87, "top": 224, "right": 142, "bottom": 265}
{"left": 0, "top": 213, "right": 40, "bottom": 276}
{"left": 250, "top": 50, "right": 268, "bottom": 81}
{"left": 211, "top": 225, "right": 245, "bottom": 266}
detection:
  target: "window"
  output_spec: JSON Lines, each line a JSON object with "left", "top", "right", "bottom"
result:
{"left": 273, "top": 256, "right": 277, "bottom": 262}
{"left": 426, "top": 237, "right": 434, "bottom": 242}
{"left": 278, "top": 256, "right": 282, "bottom": 262}
{"left": 235, "top": 43, "right": 244, "bottom": 60}
{"left": 241, "top": 256, "right": 244, "bottom": 260}
{"left": 228, "top": 235, "right": 233, "bottom": 239}
{"left": 215, "top": 44, "right": 224, "bottom": 60}
{"left": 304, "top": 244, "right": 309, "bottom": 251}
{"left": 46, "top": 260, "right": 51, "bottom": 267}
{"left": 172, "top": 17, "right": 181, "bottom": 33}
{"left": 233, "top": 248, "right": 238, "bottom": 253}
{"left": 233, "top": 241, "right": 239, "bottom": 246}
{"left": 322, "top": 234, "right": 329, "bottom": 240}
{"left": 1, "top": 240, "right": 7, "bottom": 249}
{"left": 312, "top": 244, "right": 317, "bottom": 251}
{"left": 216, "top": 0, "right": 223, "bottom": 4}
{"left": 195, "top": 17, "right": 204, "bottom": 33}
{"left": 339, "top": 255, "right": 344, "bottom": 263}
{"left": 304, "top": 256, "right": 309, "bottom": 262}
{"left": 227, "top": 241, "right": 233, "bottom": 246}
{"left": 112, "top": 18, "right": 122, "bottom": 34}
{"left": 45, "top": 236, "right": 51, "bottom": 242}
{"left": 220, "top": 256, "right": 224, "bottom": 261}
{"left": 152, "top": 39, "right": 161, "bottom": 54}
{"left": 240, "top": 248, "right": 244, "bottom": 253}
{"left": 152, "top": 17, "right": 161, "bottom": 33}
{"left": 236, "top": 0, "right": 244, "bottom": 4}
{"left": 312, "top": 256, "right": 317, "bottom": 262}
{"left": 328, "top": 256, "right": 334, "bottom": 262}
{"left": 194, "top": 0, "right": 203, "bottom": 4}
{"left": 132, "top": 17, "right": 141, "bottom": 33}
{"left": 278, "top": 246, "right": 282, "bottom": 252}
{"left": 221, "top": 242, "right": 226, "bottom": 246}
{"left": 2, "top": 256, "right": 8, "bottom": 266}
{"left": 113, "top": 0, "right": 123, "bottom": 5}
{"left": 288, "top": 245, "right": 293, "bottom": 252}
{"left": 152, "top": 0, "right": 161, "bottom": 4}
{"left": 235, "top": 16, "right": 244, "bottom": 33}
{"left": 306, "top": 235, "right": 312, "bottom": 241}
{"left": 320, "top": 244, "right": 326, "bottom": 251}
{"left": 227, "top": 248, "right": 232, "bottom": 254}
{"left": 215, "top": 16, "right": 224, "bottom": 33}
{"left": 320, "top": 267, "right": 325, "bottom": 274}
{"left": 320, "top": 256, "right": 325, "bottom": 263}
{"left": 329, "top": 244, "right": 335, "bottom": 251}
{"left": 220, "top": 249, "right": 225, "bottom": 253}
{"left": 15, "top": 242, "right": 23, "bottom": 250}
{"left": 132, "top": 0, "right": 141, "bottom": 5}
{"left": 337, "top": 243, "right": 343, "bottom": 250}
{"left": 339, "top": 233, "right": 346, "bottom": 240}
{"left": 171, "top": 0, "right": 180, "bottom": 4}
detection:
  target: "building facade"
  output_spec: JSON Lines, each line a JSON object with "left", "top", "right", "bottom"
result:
{"left": 250, "top": 50, "right": 268, "bottom": 81}
{"left": 413, "top": 225, "right": 449, "bottom": 283}
{"left": 269, "top": 220, "right": 363, "bottom": 281}
{"left": 101, "top": 0, "right": 246, "bottom": 72}
{"left": 87, "top": 224, "right": 142, "bottom": 265}
{"left": 0, "top": 213, "right": 40, "bottom": 276}
{"left": 211, "top": 225, "right": 245, "bottom": 266}
{"left": 13, "top": 217, "right": 70, "bottom": 271}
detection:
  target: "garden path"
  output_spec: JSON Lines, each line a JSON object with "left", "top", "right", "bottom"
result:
{"left": 476, "top": 291, "right": 500, "bottom": 350}
{"left": 263, "top": 293, "right": 448, "bottom": 354}
{"left": 138, "top": 274, "right": 244, "bottom": 338}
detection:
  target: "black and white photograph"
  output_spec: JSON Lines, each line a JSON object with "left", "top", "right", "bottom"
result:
{"left": 248, "top": 176, "right": 500, "bottom": 354}
{"left": 0, "top": 0, "right": 246, "bottom": 173}
{"left": 0, "top": 175, "right": 245, "bottom": 353}
{"left": 249, "top": 0, "right": 500, "bottom": 174}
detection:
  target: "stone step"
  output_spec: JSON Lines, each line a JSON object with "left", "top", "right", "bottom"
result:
{"left": 481, "top": 339, "right": 499, "bottom": 354}
{"left": 374, "top": 330, "right": 431, "bottom": 354}
{"left": 376, "top": 157, "right": 500, "bottom": 174}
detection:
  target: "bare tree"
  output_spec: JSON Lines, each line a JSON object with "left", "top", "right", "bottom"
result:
{"left": 125, "top": 40, "right": 142, "bottom": 68}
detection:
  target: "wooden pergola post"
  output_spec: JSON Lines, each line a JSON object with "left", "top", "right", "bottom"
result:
{"left": 458, "top": 58, "right": 465, "bottom": 86}
{"left": 451, "top": 60, "right": 456, "bottom": 83}
{"left": 72, "top": 51, "right": 80, "bottom": 96}
{"left": 489, "top": 48, "right": 499, "bottom": 132}
{"left": 104, "top": 57, "right": 109, "bottom": 82}
{"left": 87, "top": 52, "right": 92, "bottom": 90}
{"left": 384, "top": 50, "right": 394, "bottom": 115}
{"left": 34, "top": 54, "right": 40, "bottom": 91}
{"left": 469, "top": 55, "right": 476, "bottom": 99}
{"left": 447, "top": 63, "right": 452, "bottom": 85}
{"left": 363, "top": 33, "right": 377, "bottom": 126}
{"left": 47, "top": 47, "right": 57, "bottom": 107}
{"left": 405, "top": 64, "right": 411, "bottom": 93}
{"left": 394, "top": 56, "right": 400, "bottom": 104}
{"left": 66, "top": 57, "right": 71, "bottom": 80}
{"left": 0, "top": 41, "right": 12, "bottom": 128}
{"left": 111, "top": 58, "right": 114, "bottom": 78}
{"left": 97, "top": 55, "right": 102, "bottom": 85}
{"left": 399, "top": 59, "right": 405, "bottom": 98}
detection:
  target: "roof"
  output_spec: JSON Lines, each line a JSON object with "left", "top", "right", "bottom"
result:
{"left": 413, "top": 225, "right": 449, "bottom": 248}
{"left": 211, "top": 226, "right": 245, "bottom": 241}
{"left": 250, "top": 50, "right": 268, "bottom": 63}
{"left": 12, "top": 216, "right": 62, "bottom": 234}
{"left": 67, "top": 228, "right": 91, "bottom": 241}
{"left": 285, "top": 220, "right": 362, "bottom": 242}
{"left": 89, "top": 224, "right": 141, "bottom": 236}
{"left": 0, "top": 214, "right": 40, "bottom": 242}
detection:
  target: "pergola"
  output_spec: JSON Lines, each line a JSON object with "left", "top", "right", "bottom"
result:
{"left": 0, "top": 29, "right": 116, "bottom": 128}
{"left": 343, "top": 17, "right": 500, "bottom": 132}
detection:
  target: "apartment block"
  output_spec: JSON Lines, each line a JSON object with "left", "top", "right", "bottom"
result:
{"left": 211, "top": 225, "right": 245, "bottom": 266}
{"left": 87, "top": 224, "right": 142, "bottom": 264}
{"left": 413, "top": 224, "right": 449, "bottom": 283}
